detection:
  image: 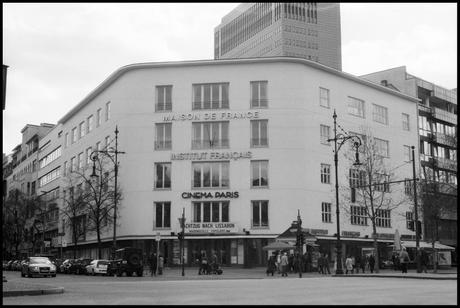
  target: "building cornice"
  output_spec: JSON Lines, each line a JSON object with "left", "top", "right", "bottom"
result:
{"left": 58, "top": 57, "right": 420, "bottom": 124}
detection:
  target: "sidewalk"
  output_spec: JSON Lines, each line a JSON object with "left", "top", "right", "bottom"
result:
{"left": 3, "top": 267, "right": 457, "bottom": 297}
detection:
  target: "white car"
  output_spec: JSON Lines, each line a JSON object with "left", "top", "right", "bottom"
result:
{"left": 85, "top": 259, "right": 110, "bottom": 276}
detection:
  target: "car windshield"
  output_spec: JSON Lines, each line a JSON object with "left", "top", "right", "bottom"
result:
{"left": 30, "top": 257, "right": 52, "bottom": 264}
{"left": 98, "top": 260, "right": 109, "bottom": 265}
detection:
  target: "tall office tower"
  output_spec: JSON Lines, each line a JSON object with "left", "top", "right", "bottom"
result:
{"left": 214, "top": 3, "right": 342, "bottom": 70}
{"left": 362, "top": 67, "right": 457, "bottom": 258}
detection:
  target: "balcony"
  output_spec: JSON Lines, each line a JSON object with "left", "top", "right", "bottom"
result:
{"left": 433, "top": 132, "right": 457, "bottom": 148}
{"left": 429, "top": 157, "right": 457, "bottom": 172}
{"left": 432, "top": 107, "right": 457, "bottom": 125}
{"left": 418, "top": 104, "right": 432, "bottom": 114}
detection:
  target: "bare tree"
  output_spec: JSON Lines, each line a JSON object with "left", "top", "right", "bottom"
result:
{"left": 341, "top": 128, "right": 407, "bottom": 273}
{"left": 63, "top": 153, "right": 122, "bottom": 259}
{"left": 3, "top": 189, "right": 29, "bottom": 258}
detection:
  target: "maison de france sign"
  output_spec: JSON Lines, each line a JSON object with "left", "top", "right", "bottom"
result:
{"left": 161, "top": 111, "right": 261, "bottom": 122}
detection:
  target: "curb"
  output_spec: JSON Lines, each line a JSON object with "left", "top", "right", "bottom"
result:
{"left": 332, "top": 274, "right": 456, "bottom": 280}
{"left": 3, "top": 287, "right": 65, "bottom": 297}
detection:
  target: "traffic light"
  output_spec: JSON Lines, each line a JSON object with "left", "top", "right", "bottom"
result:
{"left": 177, "top": 232, "right": 184, "bottom": 240}
{"left": 296, "top": 232, "right": 306, "bottom": 247}
{"left": 351, "top": 188, "right": 356, "bottom": 203}
{"left": 408, "top": 220, "right": 414, "bottom": 231}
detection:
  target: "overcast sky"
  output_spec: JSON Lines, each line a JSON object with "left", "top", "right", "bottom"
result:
{"left": 3, "top": 3, "right": 457, "bottom": 154}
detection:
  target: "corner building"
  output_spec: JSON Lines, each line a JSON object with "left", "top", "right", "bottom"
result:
{"left": 42, "top": 57, "right": 421, "bottom": 266}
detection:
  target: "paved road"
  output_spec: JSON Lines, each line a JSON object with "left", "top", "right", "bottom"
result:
{"left": 3, "top": 272, "right": 457, "bottom": 305}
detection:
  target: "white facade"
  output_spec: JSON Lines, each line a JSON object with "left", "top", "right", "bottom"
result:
{"left": 51, "top": 57, "right": 420, "bottom": 263}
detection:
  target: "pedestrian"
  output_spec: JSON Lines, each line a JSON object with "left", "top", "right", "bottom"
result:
{"left": 266, "top": 253, "right": 277, "bottom": 276}
{"left": 288, "top": 253, "right": 295, "bottom": 273}
{"left": 149, "top": 253, "right": 157, "bottom": 277}
{"left": 323, "top": 254, "right": 331, "bottom": 275}
{"left": 420, "top": 249, "right": 429, "bottom": 273}
{"left": 276, "top": 251, "right": 282, "bottom": 274}
{"left": 280, "top": 252, "right": 289, "bottom": 277}
{"left": 317, "top": 253, "right": 324, "bottom": 274}
{"left": 355, "top": 255, "right": 361, "bottom": 274}
{"left": 158, "top": 255, "right": 164, "bottom": 275}
{"left": 351, "top": 255, "right": 356, "bottom": 274}
{"left": 210, "top": 252, "right": 218, "bottom": 274}
{"left": 359, "top": 255, "right": 366, "bottom": 273}
{"left": 199, "top": 253, "right": 208, "bottom": 275}
{"left": 368, "top": 254, "right": 375, "bottom": 273}
{"left": 391, "top": 253, "right": 397, "bottom": 271}
{"left": 345, "top": 255, "right": 353, "bottom": 274}
{"left": 399, "top": 247, "right": 410, "bottom": 274}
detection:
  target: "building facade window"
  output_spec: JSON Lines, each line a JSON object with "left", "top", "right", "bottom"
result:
{"left": 375, "top": 209, "right": 391, "bottom": 228}
{"left": 374, "top": 173, "right": 390, "bottom": 192}
{"left": 250, "top": 81, "right": 268, "bottom": 108}
{"left": 319, "top": 87, "right": 330, "bottom": 108}
{"left": 250, "top": 120, "right": 268, "bottom": 147}
{"left": 86, "top": 147, "right": 92, "bottom": 165}
{"left": 71, "top": 127, "right": 77, "bottom": 144}
{"left": 192, "top": 161, "right": 229, "bottom": 188}
{"left": 105, "top": 136, "right": 111, "bottom": 149}
{"left": 372, "top": 104, "right": 388, "bottom": 125}
{"left": 349, "top": 168, "right": 367, "bottom": 190}
{"left": 251, "top": 200, "right": 268, "bottom": 228}
{"left": 38, "top": 167, "right": 61, "bottom": 187}
{"left": 193, "top": 201, "right": 229, "bottom": 223}
{"left": 155, "top": 123, "right": 172, "bottom": 150}
{"left": 70, "top": 157, "right": 76, "bottom": 172}
{"left": 39, "top": 146, "right": 62, "bottom": 169}
{"left": 192, "top": 83, "right": 229, "bottom": 110}
{"left": 156, "top": 85, "right": 172, "bottom": 112}
{"left": 77, "top": 152, "right": 83, "bottom": 170}
{"left": 321, "top": 202, "right": 332, "bottom": 223}
{"left": 79, "top": 121, "right": 85, "bottom": 139}
{"left": 154, "top": 163, "right": 171, "bottom": 189}
{"left": 403, "top": 145, "right": 411, "bottom": 162}
{"left": 105, "top": 102, "right": 111, "bottom": 121}
{"left": 87, "top": 115, "right": 94, "bottom": 133}
{"left": 402, "top": 113, "right": 410, "bottom": 131}
{"left": 63, "top": 161, "right": 67, "bottom": 176}
{"left": 375, "top": 138, "right": 389, "bottom": 157}
{"left": 251, "top": 160, "right": 268, "bottom": 188}
{"left": 321, "top": 163, "right": 331, "bottom": 184}
{"left": 347, "top": 96, "right": 365, "bottom": 118}
{"left": 192, "top": 121, "right": 229, "bottom": 149}
{"left": 154, "top": 202, "right": 171, "bottom": 229}
{"left": 404, "top": 178, "right": 413, "bottom": 195}
{"left": 320, "top": 124, "right": 330, "bottom": 145}
{"left": 96, "top": 108, "right": 102, "bottom": 127}
{"left": 350, "top": 205, "right": 367, "bottom": 225}
{"left": 65, "top": 133, "right": 69, "bottom": 148}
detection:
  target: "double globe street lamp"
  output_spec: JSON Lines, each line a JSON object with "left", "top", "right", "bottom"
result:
{"left": 327, "top": 110, "right": 362, "bottom": 275}
{"left": 90, "top": 126, "right": 125, "bottom": 260}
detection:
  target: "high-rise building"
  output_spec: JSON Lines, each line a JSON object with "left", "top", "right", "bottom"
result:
{"left": 361, "top": 67, "right": 457, "bottom": 262}
{"left": 214, "top": 3, "right": 342, "bottom": 70}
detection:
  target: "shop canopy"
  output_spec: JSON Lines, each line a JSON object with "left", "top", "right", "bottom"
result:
{"left": 390, "top": 241, "right": 455, "bottom": 250}
{"left": 262, "top": 241, "right": 296, "bottom": 251}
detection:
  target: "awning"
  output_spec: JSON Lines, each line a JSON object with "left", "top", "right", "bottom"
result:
{"left": 390, "top": 241, "right": 455, "bottom": 250}
{"left": 262, "top": 241, "right": 296, "bottom": 251}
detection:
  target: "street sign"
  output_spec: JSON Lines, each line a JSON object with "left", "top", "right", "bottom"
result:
{"left": 156, "top": 232, "right": 161, "bottom": 241}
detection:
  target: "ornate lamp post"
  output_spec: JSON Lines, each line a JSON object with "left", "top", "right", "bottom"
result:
{"left": 90, "top": 126, "right": 125, "bottom": 259}
{"left": 327, "top": 110, "right": 362, "bottom": 275}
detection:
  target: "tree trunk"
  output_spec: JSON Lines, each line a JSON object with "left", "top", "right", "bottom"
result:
{"left": 372, "top": 226, "right": 379, "bottom": 274}
{"left": 97, "top": 226, "right": 102, "bottom": 259}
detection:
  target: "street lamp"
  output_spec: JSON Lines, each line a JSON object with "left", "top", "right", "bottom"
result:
{"left": 177, "top": 208, "right": 186, "bottom": 276}
{"left": 90, "top": 126, "right": 125, "bottom": 259}
{"left": 327, "top": 110, "right": 362, "bottom": 275}
{"left": 289, "top": 210, "right": 303, "bottom": 278}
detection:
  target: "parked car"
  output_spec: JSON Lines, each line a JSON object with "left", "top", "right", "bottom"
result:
{"left": 6, "top": 260, "right": 15, "bottom": 270}
{"left": 108, "top": 247, "right": 143, "bottom": 277}
{"left": 2, "top": 260, "right": 10, "bottom": 270}
{"left": 60, "top": 259, "right": 76, "bottom": 274}
{"left": 72, "top": 258, "right": 93, "bottom": 275}
{"left": 21, "top": 256, "right": 57, "bottom": 278}
{"left": 85, "top": 259, "right": 110, "bottom": 276}
{"left": 53, "top": 259, "right": 64, "bottom": 273}
{"left": 12, "top": 260, "right": 22, "bottom": 271}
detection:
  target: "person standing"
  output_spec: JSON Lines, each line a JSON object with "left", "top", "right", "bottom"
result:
{"left": 149, "top": 253, "right": 157, "bottom": 277}
{"left": 323, "top": 253, "right": 331, "bottom": 275}
{"left": 266, "top": 253, "right": 277, "bottom": 276}
{"left": 368, "top": 254, "right": 375, "bottom": 273}
{"left": 351, "top": 255, "right": 356, "bottom": 274}
{"left": 280, "top": 252, "right": 289, "bottom": 277}
{"left": 345, "top": 256, "right": 353, "bottom": 274}
{"left": 317, "top": 253, "right": 324, "bottom": 274}
{"left": 355, "top": 255, "right": 361, "bottom": 274}
{"left": 158, "top": 255, "right": 164, "bottom": 275}
{"left": 399, "top": 247, "right": 410, "bottom": 274}
{"left": 420, "top": 249, "right": 429, "bottom": 273}
{"left": 359, "top": 255, "right": 366, "bottom": 273}
{"left": 276, "top": 251, "right": 282, "bottom": 274}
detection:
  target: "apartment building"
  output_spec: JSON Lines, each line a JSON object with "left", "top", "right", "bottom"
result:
{"left": 361, "top": 67, "right": 457, "bottom": 263}
{"left": 214, "top": 3, "right": 342, "bottom": 70}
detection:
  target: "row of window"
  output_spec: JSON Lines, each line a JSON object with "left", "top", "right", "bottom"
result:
{"left": 63, "top": 135, "right": 111, "bottom": 175}
{"left": 38, "top": 167, "right": 61, "bottom": 188}
{"left": 155, "top": 120, "right": 269, "bottom": 150}
{"left": 155, "top": 160, "right": 268, "bottom": 189}
{"left": 39, "top": 146, "right": 62, "bottom": 169}
{"left": 64, "top": 102, "right": 111, "bottom": 148}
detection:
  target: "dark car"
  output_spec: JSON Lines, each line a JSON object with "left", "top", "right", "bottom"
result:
{"left": 21, "top": 256, "right": 57, "bottom": 278}
{"left": 108, "top": 247, "right": 144, "bottom": 277}
{"left": 61, "top": 259, "right": 76, "bottom": 274}
{"left": 71, "top": 258, "right": 93, "bottom": 275}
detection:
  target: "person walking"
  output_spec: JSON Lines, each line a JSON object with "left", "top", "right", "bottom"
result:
{"left": 199, "top": 253, "right": 208, "bottom": 275}
{"left": 280, "top": 252, "right": 289, "bottom": 277}
{"left": 368, "top": 254, "right": 375, "bottom": 273}
{"left": 151, "top": 253, "right": 158, "bottom": 277}
{"left": 345, "top": 255, "right": 353, "bottom": 274}
{"left": 158, "top": 255, "right": 164, "bottom": 275}
{"left": 420, "top": 249, "right": 429, "bottom": 273}
{"left": 399, "top": 247, "right": 410, "bottom": 274}
{"left": 323, "top": 253, "right": 331, "bottom": 275}
{"left": 266, "top": 253, "right": 277, "bottom": 276}
{"left": 355, "top": 255, "right": 361, "bottom": 274}
{"left": 359, "top": 255, "right": 366, "bottom": 273}
{"left": 317, "top": 253, "right": 324, "bottom": 274}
